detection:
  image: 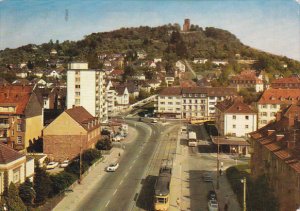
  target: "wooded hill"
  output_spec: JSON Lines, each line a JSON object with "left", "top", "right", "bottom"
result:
{"left": 1, "top": 24, "right": 299, "bottom": 74}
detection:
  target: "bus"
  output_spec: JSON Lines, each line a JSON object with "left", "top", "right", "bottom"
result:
{"left": 154, "top": 159, "right": 172, "bottom": 211}
{"left": 188, "top": 131, "right": 197, "bottom": 147}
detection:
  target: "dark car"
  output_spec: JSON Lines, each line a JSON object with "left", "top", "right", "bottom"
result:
{"left": 207, "top": 190, "right": 217, "bottom": 200}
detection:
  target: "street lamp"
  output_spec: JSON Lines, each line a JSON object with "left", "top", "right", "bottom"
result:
{"left": 241, "top": 177, "right": 247, "bottom": 211}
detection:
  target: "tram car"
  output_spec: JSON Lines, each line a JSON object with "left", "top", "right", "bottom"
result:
{"left": 154, "top": 159, "right": 172, "bottom": 211}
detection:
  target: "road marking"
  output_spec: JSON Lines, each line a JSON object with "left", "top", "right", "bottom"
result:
{"left": 119, "top": 179, "right": 123, "bottom": 185}
{"left": 113, "top": 189, "right": 118, "bottom": 195}
{"left": 129, "top": 165, "right": 133, "bottom": 169}
{"left": 125, "top": 171, "right": 129, "bottom": 177}
{"left": 105, "top": 200, "right": 110, "bottom": 207}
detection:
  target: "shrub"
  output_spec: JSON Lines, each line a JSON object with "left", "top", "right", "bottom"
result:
{"left": 33, "top": 166, "right": 52, "bottom": 205}
{"left": 82, "top": 149, "right": 102, "bottom": 166}
{"left": 50, "top": 172, "right": 77, "bottom": 196}
{"left": 96, "top": 139, "right": 112, "bottom": 151}
{"left": 65, "top": 159, "right": 89, "bottom": 177}
{"left": 19, "top": 178, "right": 36, "bottom": 206}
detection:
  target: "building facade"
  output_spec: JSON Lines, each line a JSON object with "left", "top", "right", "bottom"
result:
{"left": 67, "top": 62, "right": 107, "bottom": 123}
{"left": 0, "top": 85, "right": 43, "bottom": 151}
{"left": 43, "top": 106, "right": 101, "bottom": 161}
{"left": 230, "top": 70, "right": 264, "bottom": 92}
{"left": 248, "top": 104, "right": 300, "bottom": 211}
{"left": 215, "top": 98, "right": 257, "bottom": 137}
{"left": 271, "top": 76, "right": 300, "bottom": 89}
{"left": 257, "top": 88, "right": 300, "bottom": 128}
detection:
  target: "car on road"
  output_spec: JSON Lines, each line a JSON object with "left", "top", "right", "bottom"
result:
{"left": 106, "top": 163, "right": 119, "bottom": 172}
{"left": 203, "top": 172, "right": 213, "bottom": 182}
{"left": 208, "top": 199, "right": 218, "bottom": 211}
{"left": 207, "top": 190, "right": 217, "bottom": 200}
{"left": 46, "top": 162, "right": 59, "bottom": 169}
{"left": 60, "top": 160, "right": 69, "bottom": 168}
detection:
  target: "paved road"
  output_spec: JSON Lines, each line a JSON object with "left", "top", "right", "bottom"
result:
{"left": 73, "top": 119, "right": 163, "bottom": 211}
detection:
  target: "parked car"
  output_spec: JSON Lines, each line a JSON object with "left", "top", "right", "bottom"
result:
{"left": 208, "top": 199, "right": 218, "bottom": 211}
{"left": 106, "top": 163, "right": 119, "bottom": 172}
{"left": 60, "top": 160, "right": 69, "bottom": 168}
{"left": 151, "top": 119, "right": 158, "bottom": 123}
{"left": 207, "top": 190, "right": 217, "bottom": 200}
{"left": 203, "top": 172, "right": 213, "bottom": 182}
{"left": 46, "top": 162, "right": 59, "bottom": 169}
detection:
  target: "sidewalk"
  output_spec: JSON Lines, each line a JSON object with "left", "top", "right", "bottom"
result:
{"left": 54, "top": 147, "right": 124, "bottom": 211}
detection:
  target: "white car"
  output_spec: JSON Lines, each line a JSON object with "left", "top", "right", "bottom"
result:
{"left": 208, "top": 199, "right": 219, "bottom": 211}
{"left": 106, "top": 163, "right": 119, "bottom": 172}
{"left": 60, "top": 160, "right": 69, "bottom": 168}
{"left": 46, "top": 162, "right": 59, "bottom": 170}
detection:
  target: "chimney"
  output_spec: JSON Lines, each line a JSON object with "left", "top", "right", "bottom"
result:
{"left": 276, "top": 111, "right": 282, "bottom": 122}
{"left": 276, "top": 134, "right": 284, "bottom": 142}
{"left": 267, "top": 130, "right": 275, "bottom": 136}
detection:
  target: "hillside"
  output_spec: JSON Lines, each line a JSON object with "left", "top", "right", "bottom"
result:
{"left": 1, "top": 24, "right": 300, "bottom": 74}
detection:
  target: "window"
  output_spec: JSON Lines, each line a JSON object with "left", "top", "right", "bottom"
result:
{"left": 176, "top": 102, "right": 180, "bottom": 105}
{"left": 189, "top": 100, "right": 192, "bottom": 103}
{"left": 245, "top": 116, "right": 249, "bottom": 120}
{"left": 233, "top": 115, "right": 236, "bottom": 120}
{"left": 160, "top": 102, "right": 165, "bottom": 105}
{"left": 233, "top": 125, "right": 236, "bottom": 128}
{"left": 168, "top": 97, "right": 172, "bottom": 99}
{"left": 17, "top": 136, "right": 22, "bottom": 144}
{"left": 75, "top": 92, "right": 80, "bottom": 96}
{"left": 11, "top": 130, "right": 14, "bottom": 136}
{"left": 160, "top": 96, "right": 165, "bottom": 99}
{"left": 75, "top": 85, "right": 80, "bottom": 88}
{"left": 75, "top": 99, "right": 80, "bottom": 105}
{"left": 209, "top": 97, "right": 215, "bottom": 100}
{"left": 13, "top": 168, "right": 20, "bottom": 183}
{"left": 201, "top": 100, "right": 205, "bottom": 104}
{"left": 17, "top": 124, "right": 22, "bottom": 132}
{"left": 245, "top": 125, "right": 249, "bottom": 129}
{"left": 271, "top": 105, "right": 277, "bottom": 109}
{"left": 262, "top": 105, "right": 267, "bottom": 109}
{"left": 168, "top": 102, "right": 173, "bottom": 105}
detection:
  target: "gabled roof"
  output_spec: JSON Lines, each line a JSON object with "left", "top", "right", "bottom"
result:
{"left": 0, "top": 85, "right": 34, "bottom": 114}
{"left": 258, "top": 88, "right": 300, "bottom": 105}
{"left": 65, "top": 106, "right": 97, "bottom": 130}
{"left": 110, "top": 69, "right": 124, "bottom": 76}
{"left": 271, "top": 76, "right": 300, "bottom": 84}
{"left": 215, "top": 98, "right": 255, "bottom": 114}
{"left": 207, "top": 87, "right": 237, "bottom": 97}
{"left": 0, "top": 144, "right": 24, "bottom": 164}
{"left": 160, "top": 87, "right": 182, "bottom": 96}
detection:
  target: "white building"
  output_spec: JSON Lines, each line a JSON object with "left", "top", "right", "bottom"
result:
{"left": 193, "top": 58, "right": 208, "bottom": 64}
{"left": 215, "top": 98, "right": 257, "bottom": 137}
{"left": 106, "top": 81, "right": 129, "bottom": 116}
{"left": 257, "top": 88, "right": 300, "bottom": 128}
{"left": 175, "top": 60, "right": 186, "bottom": 72}
{"left": 156, "top": 87, "right": 182, "bottom": 118}
{"left": 67, "top": 62, "right": 107, "bottom": 122}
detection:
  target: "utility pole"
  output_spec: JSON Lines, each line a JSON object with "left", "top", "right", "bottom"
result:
{"left": 241, "top": 177, "right": 246, "bottom": 211}
{"left": 79, "top": 132, "right": 82, "bottom": 184}
{"left": 216, "top": 136, "right": 220, "bottom": 189}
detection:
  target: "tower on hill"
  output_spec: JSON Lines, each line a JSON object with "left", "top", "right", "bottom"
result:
{"left": 183, "top": 19, "right": 190, "bottom": 32}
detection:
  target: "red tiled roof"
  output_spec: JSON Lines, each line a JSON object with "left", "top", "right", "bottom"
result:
{"left": 273, "top": 150, "right": 291, "bottom": 160}
{"left": 215, "top": 98, "right": 255, "bottom": 114}
{"left": 271, "top": 77, "right": 300, "bottom": 85}
{"left": 110, "top": 69, "right": 124, "bottom": 76}
{"left": 180, "top": 80, "right": 197, "bottom": 88}
{"left": 159, "top": 87, "right": 182, "bottom": 96}
{"left": 258, "top": 88, "right": 300, "bottom": 105}
{"left": 230, "top": 70, "right": 263, "bottom": 84}
{"left": 0, "top": 143, "right": 24, "bottom": 164}
{"left": 264, "top": 143, "right": 281, "bottom": 152}
{"left": 207, "top": 87, "right": 237, "bottom": 97}
{"left": 0, "top": 85, "right": 34, "bottom": 114}
{"left": 65, "top": 106, "right": 97, "bottom": 130}
{"left": 289, "top": 161, "right": 300, "bottom": 174}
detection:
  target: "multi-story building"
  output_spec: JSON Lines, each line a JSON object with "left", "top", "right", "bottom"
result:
{"left": 155, "top": 87, "right": 237, "bottom": 119}
{"left": 215, "top": 97, "right": 257, "bottom": 137}
{"left": 248, "top": 104, "right": 300, "bottom": 211}
{"left": 0, "top": 85, "right": 43, "bottom": 151}
{"left": 156, "top": 87, "right": 182, "bottom": 118}
{"left": 43, "top": 106, "right": 101, "bottom": 161}
{"left": 182, "top": 87, "right": 207, "bottom": 119}
{"left": 67, "top": 62, "right": 107, "bottom": 123}
{"left": 271, "top": 76, "right": 300, "bottom": 89}
{"left": 230, "top": 70, "right": 264, "bottom": 92}
{"left": 257, "top": 88, "right": 300, "bottom": 128}
{"left": 106, "top": 81, "right": 129, "bottom": 116}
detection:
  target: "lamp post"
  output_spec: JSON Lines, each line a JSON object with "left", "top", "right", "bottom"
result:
{"left": 241, "top": 177, "right": 247, "bottom": 211}
{"left": 79, "top": 132, "right": 83, "bottom": 184}
{"left": 216, "top": 136, "right": 220, "bottom": 190}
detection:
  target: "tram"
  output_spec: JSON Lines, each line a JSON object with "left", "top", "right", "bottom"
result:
{"left": 154, "top": 159, "right": 172, "bottom": 211}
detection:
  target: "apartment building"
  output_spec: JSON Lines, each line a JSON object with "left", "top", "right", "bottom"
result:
{"left": 106, "top": 81, "right": 129, "bottom": 116}
{"left": 215, "top": 97, "right": 257, "bottom": 137}
{"left": 43, "top": 106, "right": 101, "bottom": 161}
{"left": 248, "top": 104, "right": 300, "bottom": 211}
{"left": 271, "top": 76, "right": 300, "bottom": 89}
{"left": 155, "top": 87, "right": 237, "bottom": 119}
{"left": 257, "top": 88, "right": 300, "bottom": 128}
{"left": 67, "top": 62, "right": 107, "bottom": 123}
{"left": 0, "top": 85, "right": 43, "bottom": 151}
{"left": 156, "top": 87, "right": 182, "bottom": 118}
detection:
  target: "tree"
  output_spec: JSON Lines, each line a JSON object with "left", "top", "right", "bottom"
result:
{"left": 19, "top": 178, "right": 36, "bottom": 206}
{"left": 96, "top": 138, "right": 112, "bottom": 151}
{"left": 123, "top": 65, "right": 136, "bottom": 81}
{"left": 50, "top": 172, "right": 77, "bottom": 196}
{"left": 3, "top": 183, "right": 27, "bottom": 211}
{"left": 34, "top": 166, "right": 52, "bottom": 204}
{"left": 82, "top": 148, "right": 102, "bottom": 166}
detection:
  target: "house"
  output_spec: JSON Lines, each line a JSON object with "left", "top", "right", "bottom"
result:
{"left": 215, "top": 97, "right": 257, "bottom": 137}
{"left": 109, "top": 69, "right": 124, "bottom": 80}
{"left": 257, "top": 88, "right": 300, "bottom": 128}
{"left": 149, "top": 62, "right": 157, "bottom": 68}
{"left": 132, "top": 73, "right": 146, "bottom": 81}
{"left": 30, "top": 78, "right": 47, "bottom": 88}
{"left": 35, "top": 87, "right": 66, "bottom": 110}
{"left": 15, "top": 71, "right": 28, "bottom": 79}
{"left": 193, "top": 58, "right": 208, "bottom": 64}
{"left": 165, "top": 76, "right": 175, "bottom": 87}
{"left": 271, "top": 76, "right": 300, "bottom": 89}
{"left": 33, "top": 71, "right": 44, "bottom": 78}
{"left": 0, "top": 144, "right": 35, "bottom": 194}
{"left": 154, "top": 58, "right": 162, "bottom": 63}
{"left": 50, "top": 49, "right": 57, "bottom": 55}
{"left": 230, "top": 70, "right": 264, "bottom": 92}
{"left": 248, "top": 104, "right": 300, "bottom": 211}
{"left": 212, "top": 60, "right": 228, "bottom": 66}
{"left": 137, "top": 50, "right": 147, "bottom": 59}
{"left": 45, "top": 70, "right": 61, "bottom": 79}
{"left": 43, "top": 106, "right": 101, "bottom": 161}
{"left": 175, "top": 60, "right": 186, "bottom": 72}
{"left": 212, "top": 136, "right": 250, "bottom": 156}
{"left": 103, "top": 61, "right": 112, "bottom": 67}
{"left": 115, "top": 86, "right": 129, "bottom": 111}
{"left": 156, "top": 87, "right": 182, "bottom": 118}
{"left": 148, "top": 80, "right": 161, "bottom": 90}
{"left": 0, "top": 85, "right": 43, "bottom": 151}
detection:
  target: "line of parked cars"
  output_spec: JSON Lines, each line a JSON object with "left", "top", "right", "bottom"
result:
{"left": 46, "top": 160, "right": 69, "bottom": 170}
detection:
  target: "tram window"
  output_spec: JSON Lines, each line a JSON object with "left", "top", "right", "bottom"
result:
{"left": 157, "top": 197, "right": 166, "bottom": 203}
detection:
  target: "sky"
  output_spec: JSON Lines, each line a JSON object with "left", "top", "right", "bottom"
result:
{"left": 0, "top": 0, "right": 299, "bottom": 60}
